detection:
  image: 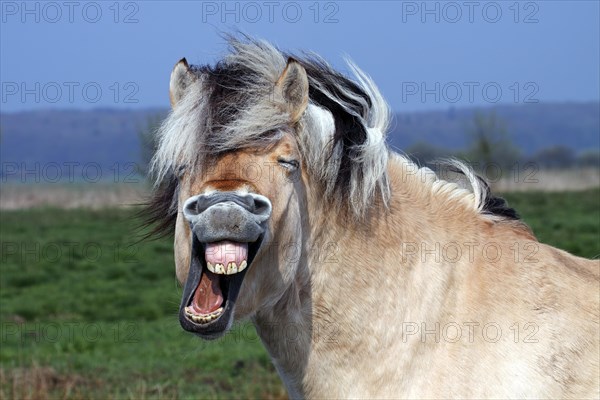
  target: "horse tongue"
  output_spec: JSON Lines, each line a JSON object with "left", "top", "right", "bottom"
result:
{"left": 192, "top": 270, "right": 223, "bottom": 315}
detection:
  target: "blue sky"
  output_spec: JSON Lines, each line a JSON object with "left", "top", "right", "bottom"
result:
{"left": 1, "top": 0, "right": 599, "bottom": 112}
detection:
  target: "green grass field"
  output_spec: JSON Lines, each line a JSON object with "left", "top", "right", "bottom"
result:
{"left": 1, "top": 189, "right": 599, "bottom": 399}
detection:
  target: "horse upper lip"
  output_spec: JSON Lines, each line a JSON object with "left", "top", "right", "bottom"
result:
{"left": 190, "top": 203, "right": 266, "bottom": 244}
{"left": 183, "top": 192, "right": 272, "bottom": 223}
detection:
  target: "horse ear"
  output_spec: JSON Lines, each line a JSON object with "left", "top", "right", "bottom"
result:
{"left": 275, "top": 58, "right": 309, "bottom": 123}
{"left": 169, "top": 58, "right": 196, "bottom": 108}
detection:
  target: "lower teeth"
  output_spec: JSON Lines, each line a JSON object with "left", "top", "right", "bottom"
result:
{"left": 185, "top": 306, "right": 224, "bottom": 323}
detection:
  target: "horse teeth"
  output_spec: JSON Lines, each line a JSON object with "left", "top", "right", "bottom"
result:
{"left": 226, "top": 262, "right": 238, "bottom": 275}
{"left": 186, "top": 306, "right": 224, "bottom": 324}
{"left": 191, "top": 314, "right": 202, "bottom": 322}
{"left": 208, "top": 261, "right": 247, "bottom": 275}
{"left": 206, "top": 262, "right": 215, "bottom": 273}
{"left": 214, "top": 263, "right": 225, "bottom": 274}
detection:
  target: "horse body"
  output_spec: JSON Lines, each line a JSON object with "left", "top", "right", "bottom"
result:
{"left": 253, "top": 155, "right": 599, "bottom": 398}
{"left": 148, "top": 37, "right": 599, "bottom": 398}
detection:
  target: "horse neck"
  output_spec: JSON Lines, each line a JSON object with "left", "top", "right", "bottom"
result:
{"left": 251, "top": 256, "right": 312, "bottom": 398}
{"left": 252, "top": 156, "right": 481, "bottom": 397}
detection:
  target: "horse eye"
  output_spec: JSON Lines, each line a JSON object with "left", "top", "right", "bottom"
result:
{"left": 277, "top": 158, "right": 300, "bottom": 171}
{"left": 176, "top": 165, "right": 187, "bottom": 178}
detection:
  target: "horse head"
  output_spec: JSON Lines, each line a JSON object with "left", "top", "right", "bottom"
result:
{"left": 166, "top": 57, "right": 312, "bottom": 338}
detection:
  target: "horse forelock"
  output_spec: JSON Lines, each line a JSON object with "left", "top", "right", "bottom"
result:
{"left": 146, "top": 36, "right": 518, "bottom": 237}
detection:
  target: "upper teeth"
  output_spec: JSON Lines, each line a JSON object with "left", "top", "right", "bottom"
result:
{"left": 206, "top": 260, "right": 247, "bottom": 275}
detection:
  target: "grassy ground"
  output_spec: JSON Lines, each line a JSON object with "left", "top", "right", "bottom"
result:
{"left": 503, "top": 189, "right": 600, "bottom": 259}
{"left": 1, "top": 189, "right": 598, "bottom": 399}
{"left": 0, "top": 208, "right": 285, "bottom": 399}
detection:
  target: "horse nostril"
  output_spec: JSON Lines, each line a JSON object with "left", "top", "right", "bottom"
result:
{"left": 252, "top": 196, "right": 272, "bottom": 218}
{"left": 183, "top": 198, "right": 199, "bottom": 218}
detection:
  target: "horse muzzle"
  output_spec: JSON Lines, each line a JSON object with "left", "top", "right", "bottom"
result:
{"left": 183, "top": 191, "right": 272, "bottom": 243}
{"left": 178, "top": 191, "right": 272, "bottom": 339}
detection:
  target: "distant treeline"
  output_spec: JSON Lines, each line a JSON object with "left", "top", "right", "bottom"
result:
{"left": 405, "top": 111, "right": 600, "bottom": 171}
{"left": 1, "top": 103, "right": 598, "bottom": 181}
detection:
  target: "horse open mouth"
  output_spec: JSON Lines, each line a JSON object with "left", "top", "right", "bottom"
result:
{"left": 179, "top": 237, "right": 262, "bottom": 338}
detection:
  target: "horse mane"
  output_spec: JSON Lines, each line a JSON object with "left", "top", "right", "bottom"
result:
{"left": 144, "top": 36, "right": 519, "bottom": 237}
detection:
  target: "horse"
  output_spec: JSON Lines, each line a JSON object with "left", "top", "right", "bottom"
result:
{"left": 146, "top": 37, "right": 599, "bottom": 398}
